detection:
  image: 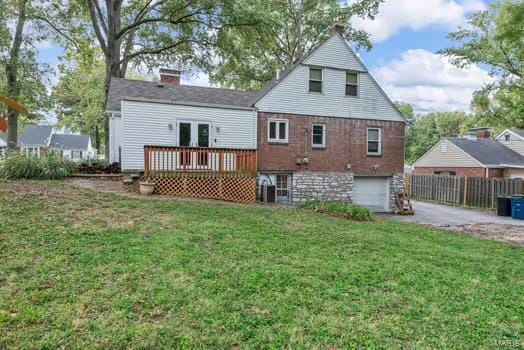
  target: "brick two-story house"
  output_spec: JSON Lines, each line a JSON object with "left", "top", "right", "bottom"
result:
{"left": 107, "top": 26, "right": 406, "bottom": 211}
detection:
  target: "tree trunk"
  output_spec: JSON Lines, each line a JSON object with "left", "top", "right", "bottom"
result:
{"left": 6, "top": 0, "right": 27, "bottom": 150}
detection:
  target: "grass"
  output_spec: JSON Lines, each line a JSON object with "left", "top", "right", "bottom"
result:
{"left": 0, "top": 180, "right": 522, "bottom": 349}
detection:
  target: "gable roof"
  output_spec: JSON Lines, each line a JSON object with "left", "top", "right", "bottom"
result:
{"left": 108, "top": 78, "right": 257, "bottom": 112}
{"left": 448, "top": 138, "right": 524, "bottom": 167}
{"left": 495, "top": 128, "right": 524, "bottom": 141}
{"left": 513, "top": 130, "right": 524, "bottom": 138}
{"left": 49, "top": 134, "right": 90, "bottom": 150}
{"left": 18, "top": 125, "right": 53, "bottom": 147}
{"left": 251, "top": 32, "right": 405, "bottom": 122}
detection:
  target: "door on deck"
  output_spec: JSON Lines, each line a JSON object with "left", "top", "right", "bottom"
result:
{"left": 177, "top": 121, "right": 210, "bottom": 167}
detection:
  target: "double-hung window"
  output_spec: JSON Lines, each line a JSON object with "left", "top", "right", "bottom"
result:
{"left": 312, "top": 124, "right": 326, "bottom": 148}
{"left": 346, "top": 72, "right": 358, "bottom": 96}
{"left": 367, "top": 128, "right": 381, "bottom": 155}
{"left": 309, "top": 68, "right": 322, "bottom": 93}
{"left": 268, "top": 119, "right": 288, "bottom": 143}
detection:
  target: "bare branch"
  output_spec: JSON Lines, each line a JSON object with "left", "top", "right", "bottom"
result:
{"left": 121, "top": 39, "right": 203, "bottom": 64}
{"left": 93, "top": 1, "right": 108, "bottom": 34}
{"left": 33, "top": 16, "right": 79, "bottom": 49}
{"left": 87, "top": 0, "right": 108, "bottom": 53}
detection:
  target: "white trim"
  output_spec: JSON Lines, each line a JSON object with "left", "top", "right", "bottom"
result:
{"left": 367, "top": 127, "right": 382, "bottom": 155}
{"left": 311, "top": 124, "right": 326, "bottom": 148}
{"left": 495, "top": 129, "right": 524, "bottom": 141}
{"left": 267, "top": 118, "right": 289, "bottom": 143}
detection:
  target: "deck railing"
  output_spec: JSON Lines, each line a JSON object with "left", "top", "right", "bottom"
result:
{"left": 144, "top": 145, "right": 257, "bottom": 178}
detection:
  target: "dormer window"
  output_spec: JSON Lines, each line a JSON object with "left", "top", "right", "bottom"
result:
{"left": 346, "top": 72, "right": 358, "bottom": 96}
{"left": 309, "top": 68, "right": 322, "bottom": 93}
{"left": 505, "top": 134, "right": 511, "bottom": 141}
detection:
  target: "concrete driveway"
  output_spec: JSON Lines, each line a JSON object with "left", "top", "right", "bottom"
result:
{"left": 383, "top": 200, "right": 524, "bottom": 245}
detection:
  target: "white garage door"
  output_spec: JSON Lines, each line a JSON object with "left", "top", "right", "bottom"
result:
{"left": 353, "top": 177, "right": 390, "bottom": 212}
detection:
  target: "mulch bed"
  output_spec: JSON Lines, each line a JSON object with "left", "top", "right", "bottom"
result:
{"left": 78, "top": 162, "right": 121, "bottom": 174}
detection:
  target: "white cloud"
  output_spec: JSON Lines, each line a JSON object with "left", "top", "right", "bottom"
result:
{"left": 372, "top": 49, "right": 494, "bottom": 112}
{"left": 349, "top": 0, "right": 486, "bottom": 43}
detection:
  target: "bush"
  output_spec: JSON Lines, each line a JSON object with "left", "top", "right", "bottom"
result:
{"left": 0, "top": 153, "right": 78, "bottom": 180}
{"left": 303, "top": 200, "right": 374, "bottom": 222}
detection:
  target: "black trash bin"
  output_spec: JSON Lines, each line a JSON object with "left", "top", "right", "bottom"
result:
{"left": 497, "top": 196, "right": 512, "bottom": 216}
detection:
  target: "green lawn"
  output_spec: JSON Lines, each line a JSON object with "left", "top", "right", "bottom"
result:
{"left": 0, "top": 180, "right": 522, "bottom": 349}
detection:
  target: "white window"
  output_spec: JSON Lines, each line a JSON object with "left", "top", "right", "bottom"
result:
{"left": 276, "top": 174, "right": 289, "bottom": 202}
{"left": 367, "top": 128, "right": 381, "bottom": 155}
{"left": 309, "top": 68, "right": 322, "bottom": 93}
{"left": 505, "top": 134, "right": 511, "bottom": 141}
{"left": 268, "top": 119, "right": 288, "bottom": 143}
{"left": 312, "top": 124, "right": 326, "bottom": 148}
{"left": 346, "top": 72, "right": 358, "bottom": 96}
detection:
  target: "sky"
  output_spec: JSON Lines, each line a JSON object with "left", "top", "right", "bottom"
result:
{"left": 37, "top": 0, "right": 496, "bottom": 121}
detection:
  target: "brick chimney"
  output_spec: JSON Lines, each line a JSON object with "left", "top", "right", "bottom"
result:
{"left": 332, "top": 22, "right": 345, "bottom": 35}
{"left": 466, "top": 127, "right": 491, "bottom": 140}
{"left": 159, "top": 68, "right": 181, "bottom": 85}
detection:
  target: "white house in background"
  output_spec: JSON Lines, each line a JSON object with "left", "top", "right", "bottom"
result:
{"left": 0, "top": 132, "right": 6, "bottom": 159}
{"left": 49, "top": 134, "right": 96, "bottom": 161}
{"left": 18, "top": 124, "right": 53, "bottom": 157}
{"left": 495, "top": 129, "right": 524, "bottom": 156}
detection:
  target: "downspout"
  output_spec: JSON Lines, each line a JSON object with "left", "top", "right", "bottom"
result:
{"left": 485, "top": 167, "right": 489, "bottom": 178}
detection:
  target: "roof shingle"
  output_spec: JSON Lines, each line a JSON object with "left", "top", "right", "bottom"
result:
{"left": 49, "top": 134, "right": 90, "bottom": 150}
{"left": 107, "top": 78, "right": 257, "bottom": 112}
{"left": 448, "top": 138, "right": 524, "bottom": 166}
{"left": 18, "top": 125, "right": 53, "bottom": 147}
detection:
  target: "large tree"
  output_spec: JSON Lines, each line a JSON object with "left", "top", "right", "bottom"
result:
{"left": 54, "top": 0, "right": 259, "bottom": 156}
{"left": 211, "top": 0, "right": 383, "bottom": 90}
{"left": 441, "top": 0, "right": 524, "bottom": 128}
{"left": 0, "top": 0, "right": 52, "bottom": 149}
{"left": 53, "top": 48, "right": 106, "bottom": 152}
{"left": 405, "top": 112, "right": 477, "bottom": 164}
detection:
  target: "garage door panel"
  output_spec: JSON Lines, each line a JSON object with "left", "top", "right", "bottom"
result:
{"left": 353, "top": 177, "right": 389, "bottom": 212}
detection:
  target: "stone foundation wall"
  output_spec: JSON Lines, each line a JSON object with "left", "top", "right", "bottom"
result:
{"left": 389, "top": 173, "right": 405, "bottom": 213}
{"left": 291, "top": 172, "right": 353, "bottom": 204}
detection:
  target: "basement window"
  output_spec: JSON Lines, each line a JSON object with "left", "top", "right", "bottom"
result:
{"left": 309, "top": 68, "right": 323, "bottom": 93}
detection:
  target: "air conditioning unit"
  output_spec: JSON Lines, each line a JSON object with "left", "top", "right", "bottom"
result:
{"left": 295, "top": 156, "right": 309, "bottom": 165}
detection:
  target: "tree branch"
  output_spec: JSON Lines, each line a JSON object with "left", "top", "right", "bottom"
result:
{"left": 121, "top": 39, "right": 202, "bottom": 64}
{"left": 93, "top": 1, "right": 108, "bottom": 35}
{"left": 499, "top": 44, "right": 522, "bottom": 78}
{"left": 87, "top": 0, "right": 108, "bottom": 54}
{"left": 33, "top": 16, "right": 80, "bottom": 49}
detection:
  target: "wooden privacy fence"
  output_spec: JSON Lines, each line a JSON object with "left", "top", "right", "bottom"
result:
{"left": 143, "top": 145, "right": 257, "bottom": 203}
{"left": 405, "top": 174, "right": 524, "bottom": 209}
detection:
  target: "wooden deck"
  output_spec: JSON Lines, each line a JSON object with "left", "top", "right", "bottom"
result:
{"left": 143, "top": 146, "right": 257, "bottom": 203}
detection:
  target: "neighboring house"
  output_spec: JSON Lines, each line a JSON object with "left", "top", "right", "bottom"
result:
{"left": 0, "top": 132, "right": 6, "bottom": 159}
{"left": 49, "top": 134, "right": 96, "bottom": 161}
{"left": 413, "top": 129, "right": 524, "bottom": 179}
{"left": 107, "top": 26, "right": 406, "bottom": 211}
{"left": 18, "top": 124, "right": 53, "bottom": 157}
{"left": 495, "top": 129, "right": 524, "bottom": 156}
{"left": 17, "top": 124, "right": 94, "bottom": 161}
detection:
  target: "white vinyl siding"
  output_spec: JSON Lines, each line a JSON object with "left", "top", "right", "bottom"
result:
{"left": 121, "top": 100, "right": 256, "bottom": 171}
{"left": 303, "top": 34, "right": 365, "bottom": 71}
{"left": 414, "top": 140, "right": 483, "bottom": 168}
{"left": 256, "top": 65, "right": 403, "bottom": 122}
{"left": 109, "top": 114, "right": 123, "bottom": 163}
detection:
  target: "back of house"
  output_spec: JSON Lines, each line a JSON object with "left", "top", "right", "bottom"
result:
{"left": 107, "top": 26, "right": 406, "bottom": 211}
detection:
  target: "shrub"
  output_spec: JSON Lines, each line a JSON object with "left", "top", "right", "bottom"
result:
{"left": 0, "top": 153, "right": 78, "bottom": 180}
{"left": 303, "top": 200, "right": 374, "bottom": 222}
